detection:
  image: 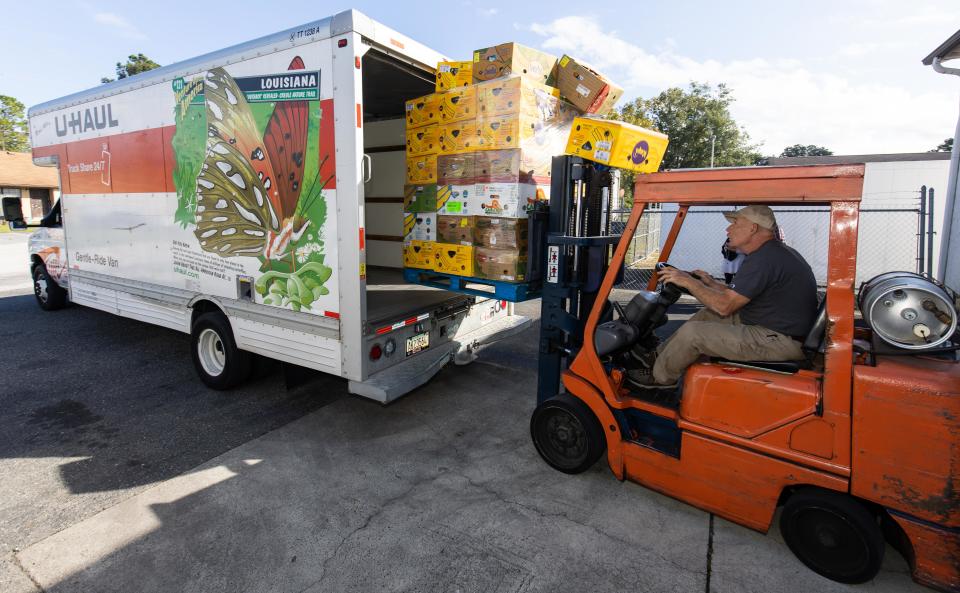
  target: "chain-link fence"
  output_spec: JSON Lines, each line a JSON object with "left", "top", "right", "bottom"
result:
{"left": 612, "top": 204, "right": 923, "bottom": 291}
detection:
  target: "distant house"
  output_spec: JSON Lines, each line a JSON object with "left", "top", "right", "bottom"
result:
{"left": 0, "top": 151, "right": 60, "bottom": 223}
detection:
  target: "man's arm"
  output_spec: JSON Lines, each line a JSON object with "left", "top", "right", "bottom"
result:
{"left": 658, "top": 268, "right": 749, "bottom": 317}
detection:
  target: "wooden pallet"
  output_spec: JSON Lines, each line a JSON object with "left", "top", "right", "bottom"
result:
{"left": 402, "top": 268, "right": 541, "bottom": 302}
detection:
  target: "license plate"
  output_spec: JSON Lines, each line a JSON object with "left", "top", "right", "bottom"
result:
{"left": 406, "top": 332, "right": 430, "bottom": 356}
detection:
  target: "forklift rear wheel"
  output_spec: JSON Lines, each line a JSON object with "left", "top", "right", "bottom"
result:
{"left": 780, "top": 489, "right": 884, "bottom": 584}
{"left": 191, "top": 312, "right": 252, "bottom": 390}
{"left": 531, "top": 394, "right": 605, "bottom": 475}
{"left": 33, "top": 264, "right": 67, "bottom": 311}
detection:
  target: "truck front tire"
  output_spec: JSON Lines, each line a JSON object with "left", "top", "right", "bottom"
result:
{"left": 33, "top": 264, "right": 67, "bottom": 311}
{"left": 191, "top": 312, "right": 251, "bottom": 390}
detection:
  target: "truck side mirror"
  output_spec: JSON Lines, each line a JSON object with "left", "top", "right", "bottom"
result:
{"left": 2, "top": 197, "right": 26, "bottom": 229}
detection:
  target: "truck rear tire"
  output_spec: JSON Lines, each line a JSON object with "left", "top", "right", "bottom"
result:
{"left": 530, "top": 393, "right": 606, "bottom": 474}
{"left": 33, "top": 264, "right": 67, "bottom": 311}
{"left": 780, "top": 488, "right": 884, "bottom": 584}
{"left": 191, "top": 312, "right": 251, "bottom": 390}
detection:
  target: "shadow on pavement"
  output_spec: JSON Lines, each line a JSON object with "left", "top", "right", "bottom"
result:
{"left": 0, "top": 292, "right": 345, "bottom": 497}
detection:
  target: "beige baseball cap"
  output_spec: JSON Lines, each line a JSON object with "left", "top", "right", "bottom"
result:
{"left": 724, "top": 205, "right": 777, "bottom": 231}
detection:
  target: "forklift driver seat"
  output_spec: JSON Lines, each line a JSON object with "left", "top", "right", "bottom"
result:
{"left": 712, "top": 298, "right": 828, "bottom": 374}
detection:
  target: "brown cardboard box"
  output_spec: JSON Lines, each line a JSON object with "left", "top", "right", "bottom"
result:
{"left": 475, "top": 247, "right": 528, "bottom": 282}
{"left": 552, "top": 55, "right": 623, "bottom": 115}
{"left": 403, "top": 241, "right": 435, "bottom": 270}
{"left": 405, "top": 93, "right": 440, "bottom": 128}
{"left": 434, "top": 243, "right": 475, "bottom": 276}
{"left": 436, "top": 215, "right": 475, "bottom": 245}
{"left": 474, "top": 216, "right": 528, "bottom": 249}
{"left": 472, "top": 43, "right": 558, "bottom": 86}
{"left": 436, "top": 61, "right": 473, "bottom": 92}
{"left": 475, "top": 148, "right": 554, "bottom": 182}
{"left": 437, "top": 153, "right": 477, "bottom": 185}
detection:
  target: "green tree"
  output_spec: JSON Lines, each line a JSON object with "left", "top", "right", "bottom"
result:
{"left": 0, "top": 95, "right": 30, "bottom": 152}
{"left": 930, "top": 138, "right": 953, "bottom": 152}
{"left": 101, "top": 53, "right": 161, "bottom": 84}
{"left": 780, "top": 144, "right": 833, "bottom": 157}
{"left": 611, "top": 82, "right": 759, "bottom": 202}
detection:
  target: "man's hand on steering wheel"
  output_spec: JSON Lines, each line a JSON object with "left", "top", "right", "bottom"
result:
{"left": 658, "top": 267, "right": 697, "bottom": 291}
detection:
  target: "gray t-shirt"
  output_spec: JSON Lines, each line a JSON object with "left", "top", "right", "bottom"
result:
{"left": 731, "top": 240, "right": 818, "bottom": 337}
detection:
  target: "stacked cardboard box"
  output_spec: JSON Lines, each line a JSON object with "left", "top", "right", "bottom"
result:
{"left": 404, "top": 42, "right": 626, "bottom": 284}
{"left": 549, "top": 55, "right": 624, "bottom": 116}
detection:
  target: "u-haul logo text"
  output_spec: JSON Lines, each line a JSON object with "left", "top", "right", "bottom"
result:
{"left": 55, "top": 104, "right": 119, "bottom": 138}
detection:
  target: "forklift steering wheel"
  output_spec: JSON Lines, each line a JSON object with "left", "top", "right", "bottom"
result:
{"left": 655, "top": 262, "right": 695, "bottom": 296}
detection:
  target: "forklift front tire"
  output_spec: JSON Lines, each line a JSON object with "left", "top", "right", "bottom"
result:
{"left": 531, "top": 393, "right": 606, "bottom": 475}
{"left": 779, "top": 488, "right": 885, "bottom": 584}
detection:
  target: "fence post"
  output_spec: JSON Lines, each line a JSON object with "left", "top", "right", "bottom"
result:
{"left": 928, "top": 188, "right": 935, "bottom": 278}
{"left": 918, "top": 186, "right": 927, "bottom": 274}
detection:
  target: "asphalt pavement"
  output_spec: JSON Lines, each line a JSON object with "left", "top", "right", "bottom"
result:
{"left": 0, "top": 250, "right": 928, "bottom": 592}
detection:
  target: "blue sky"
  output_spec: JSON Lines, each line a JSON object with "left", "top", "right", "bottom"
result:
{"left": 2, "top": 0, "right": 958, "bottom": 154}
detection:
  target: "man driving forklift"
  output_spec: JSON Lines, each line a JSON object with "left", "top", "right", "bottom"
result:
{"left": 630, "top": 205, "right": 818, "bottom": 387}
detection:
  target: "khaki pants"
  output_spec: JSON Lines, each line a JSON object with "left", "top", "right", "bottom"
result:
{"left": 652, "top": 308, "right": 804, "bottom": 384}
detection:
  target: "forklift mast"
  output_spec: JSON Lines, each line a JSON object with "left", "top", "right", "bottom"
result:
{"left": 537, "top": 156, "right": 620, "bottom": 404}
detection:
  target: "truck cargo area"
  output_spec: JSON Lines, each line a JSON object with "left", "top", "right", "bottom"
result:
{"left": 365, "top": 266, "right": 471, "bottom": 327}
{"left": 361, "top": 48, "right": 468, "bottom": 329}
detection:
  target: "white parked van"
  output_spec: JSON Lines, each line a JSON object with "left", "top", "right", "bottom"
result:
{"left": 25, "top": 10, "right": 530, "bottom": 402}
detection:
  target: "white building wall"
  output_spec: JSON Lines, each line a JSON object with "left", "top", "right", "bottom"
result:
{"left": 657, "top": 160, "right": 950, "bottom": 287}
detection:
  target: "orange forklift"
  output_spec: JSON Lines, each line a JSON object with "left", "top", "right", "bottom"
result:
{"left": 531, "top": 159, "right": 960, "bottom": 591}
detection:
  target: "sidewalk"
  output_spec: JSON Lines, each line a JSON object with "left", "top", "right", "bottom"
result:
{"left": 0, "top": 233, "right": 32, "bottom": 297}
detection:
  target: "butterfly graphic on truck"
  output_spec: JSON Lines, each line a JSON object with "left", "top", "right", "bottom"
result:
{"left": 171, "top": 57, "right": 336, "bottom": 314}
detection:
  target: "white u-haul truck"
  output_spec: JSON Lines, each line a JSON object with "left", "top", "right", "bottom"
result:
{"left": 24, "top": 10, "right": 530, "bottom": 402}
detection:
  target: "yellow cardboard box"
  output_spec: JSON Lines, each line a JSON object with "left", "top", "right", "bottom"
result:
{"left": 438, "top": 119, "right": 480, "bottom": 154}
{"left": 406, "top": 124, "right": 440, "bottom": 157}
{"left": 475, "top": 77, "right": 560, "bottom": 118}
{"left": 403, "top": 240, "right": 435, "bottom": 270}
{"left": 406, "top": 153, "right": 437, "bottom": 184}
{"left": 405, "top": 93, "right": 440, "bottom": 128}
{"left": 433, "top": 243, "right": 475, "bottom": 276}
{"left": 476, "top": 114, "right": 524, "bottom": 151}
{"left": 473, "top": 42, "right": 558, "bottom": 86}
{"left": 475, "top": 107, "right": 575, "bottom": 153}
{"left": 437, "top": 85, "right": 477, "bottom": 124}
{"left": 436, "top": 215, "right": 475, "bottom": 245}
{"left": 565, "top": 117, "right": 669, "bottom": 173}
{"left": 436, "top": 61, "right": 473, "bottom": 92}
